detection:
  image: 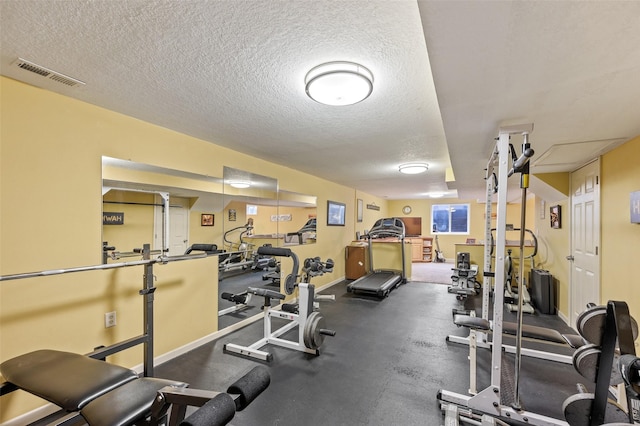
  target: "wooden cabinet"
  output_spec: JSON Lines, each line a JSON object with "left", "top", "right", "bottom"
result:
{"left": 409, "top": 237, "right": 433, "bottom": 262}
{"left": 345, "top": 244, "right": 367, "bottom": 280}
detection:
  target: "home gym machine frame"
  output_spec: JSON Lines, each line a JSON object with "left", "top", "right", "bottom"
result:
{"left": 447, "top": 124, "right": 572, "bottom": 366}
{"left": 224, "top": 246, "right": 336, "bottom": 362}
{"left": 439, "top": 124, "right": 573, "bottom": 426}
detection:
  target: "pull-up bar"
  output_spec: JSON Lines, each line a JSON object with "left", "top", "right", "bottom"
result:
{"left": 0, "top": 252, "right": 205, "bottom": 282}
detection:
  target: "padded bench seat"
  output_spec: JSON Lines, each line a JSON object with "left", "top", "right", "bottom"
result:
{"left": 453, "top": 315, "right": 586, "bottom": 348}
{"left": 0, "top": 349, "right": 138, "bottom": 411}
{"left": 0, "top": 349, "right": 186, "bottom": 426}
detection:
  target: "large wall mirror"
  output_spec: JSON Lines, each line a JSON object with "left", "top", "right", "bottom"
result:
{"left": 278, "top": 190, "right": 318, "bottom": 246}
{"left": 218, "top": 167, "right": 279, "bottom": 328}
{"left": 101, "top": 156, "right": 225, "bottom": 261}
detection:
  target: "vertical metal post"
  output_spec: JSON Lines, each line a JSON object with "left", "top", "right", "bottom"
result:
{"left": 482, "top": 169, "right": 495, "bottom": 325}
{"left": 490, "top": 131, "right": 510, "bottom": 389}
{"left": 512, "top": 134, "right": 531, "bottom": 410}
{"left": 141, "top": 244, "right": 155, "bottom": 377}
{"left": 159, "top": 192, "right": 170, "bottom": 255}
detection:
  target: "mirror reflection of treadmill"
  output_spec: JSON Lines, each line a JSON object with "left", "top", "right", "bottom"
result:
{"left": 346, "top": 218, "right": 407, "bottom": 298}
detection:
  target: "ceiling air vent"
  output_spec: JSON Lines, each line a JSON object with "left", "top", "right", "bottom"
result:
{"left": 12, "top": 58, "right": 85, "bottom": 87}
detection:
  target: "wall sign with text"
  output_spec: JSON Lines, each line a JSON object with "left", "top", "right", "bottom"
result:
{"left": 103, "top": 212, "right": 124, "bottom": 225}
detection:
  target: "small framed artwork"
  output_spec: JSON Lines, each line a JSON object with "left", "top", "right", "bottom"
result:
{"left": 201, "top": 214, "right": 214, "bottom": 226}
{"left": 357, "top": 198, "right": 363, "bottom": 222}
{"left": 550, "top": 205, "right": 561, "bottom": 229}
{"left": 327, "top": 200, "right": 346, "bottom": 226}
{"left": 228, "top": 209, "right": 237, "bottom": 222}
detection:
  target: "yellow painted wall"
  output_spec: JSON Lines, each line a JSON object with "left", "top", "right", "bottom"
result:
{"left": 534, "top": 172, "right": 570, "bottom": 196}
{"left": 601, "top": 136, "right": 640, "bottom": 335}
{"left": 0, "top": 76, "right": 378, "bottom": 420}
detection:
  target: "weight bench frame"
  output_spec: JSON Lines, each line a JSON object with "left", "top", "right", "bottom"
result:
{"left": 0, "top": 349, "right": 268, "bottom": 426}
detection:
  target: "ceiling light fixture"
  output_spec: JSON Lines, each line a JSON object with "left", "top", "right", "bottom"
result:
{"left": 228, "top": 180, "right": 250, "bottom": 189}
{"left": 398, "top": 163, "right": 428, "bottom": 174}
{"left": 430, "top": 192, "right": 444, "bottom": 198}
{"left": 305, "top": 61, "right": 374, "bottom": 106}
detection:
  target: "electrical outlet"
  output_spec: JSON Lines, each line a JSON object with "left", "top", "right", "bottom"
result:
{"left": 105, "top": 311, "right": 116, "bottom": 328}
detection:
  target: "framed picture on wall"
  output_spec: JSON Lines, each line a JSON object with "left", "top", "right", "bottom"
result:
{"left": 201, "top": 214, "right": 214, "bottom": 226}
{"left": 327, "top": 200, "right": 346, "bottom": 226}
{"left": 550, "top": 205, "right": 561, "bottom": 229}
{"left": 357, "top": 199, "right": 363, "bottom": 222}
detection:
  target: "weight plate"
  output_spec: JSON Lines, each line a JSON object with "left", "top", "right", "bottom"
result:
{"left": 577, "top": 306, "right": 606, "bottom": 346}
{"left": 562, "top": 393, "right": 629, "bottom": 426}
{"left": 576, "top": 305, "right": 638, "bottom": 346}
{"left": 284, "top": 274, "right": 296, "bottom": 295}
{"left": 563, "top": 392, "right": 593, "bottom": 426}
{"left": 303, "top": 311, "right": 326, "bottom": 350}
{"left": 573, "top": 344, "right": 600, "bottom": 382}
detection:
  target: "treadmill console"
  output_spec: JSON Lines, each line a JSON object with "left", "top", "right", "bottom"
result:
{"left": 368, "top": 217, "right": 406, "bottom": 239}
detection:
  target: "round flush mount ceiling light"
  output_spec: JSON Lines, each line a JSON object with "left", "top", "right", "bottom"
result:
{"left": 429, "top": 192, "right": 444, "bottom": 198}
{"left": 398, "top": 163, "right": 429, "bottom": 174}
{"left": 228, "top": 180, "right": 250, "bottom": 189}
{"left": 305, "top": 61, "right": 374, "bottom": 106}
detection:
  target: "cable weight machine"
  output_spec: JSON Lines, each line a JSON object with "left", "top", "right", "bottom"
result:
{"left": 439, "top": 124, "right": 575, "bottom": 425}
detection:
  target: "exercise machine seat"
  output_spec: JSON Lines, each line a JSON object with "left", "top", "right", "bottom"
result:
{"left": 0, "top": 349, "right": 137, "bottom": 411}
{"left": 80, "top": 377, "right": 187, "bottom": 426}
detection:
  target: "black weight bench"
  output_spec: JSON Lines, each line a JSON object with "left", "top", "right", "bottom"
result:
{"left": 453, "top": 315, "right": 585, "bottom": 348}
{"left": 1, "top": 349, "right": 269, "bottom": 426}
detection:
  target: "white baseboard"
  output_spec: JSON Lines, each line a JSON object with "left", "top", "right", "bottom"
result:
{"left": 1, "top": 276, "right": 345, "bottom": 425}
{"left": 557, "top": 308, "right": 571, "bottom": 328}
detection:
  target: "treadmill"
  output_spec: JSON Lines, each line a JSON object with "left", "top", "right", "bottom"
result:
{"left": 346, "top": 217, "right": 407, "bottom": 298}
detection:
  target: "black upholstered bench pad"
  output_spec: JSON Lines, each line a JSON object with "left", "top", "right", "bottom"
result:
{"left": 0, "top": 349, "right": 137, "bottom": 411}
{"left": 81, "top": 377, "right": 186, "bottom": 426}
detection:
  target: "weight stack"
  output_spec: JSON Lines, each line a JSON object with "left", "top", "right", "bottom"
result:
{"left": 530, "top": 269, "right": 555, "bottom": 314}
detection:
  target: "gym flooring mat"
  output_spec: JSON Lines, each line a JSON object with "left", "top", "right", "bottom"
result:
{"left": 155, "top": 280, "right": 588, "bottom": 425}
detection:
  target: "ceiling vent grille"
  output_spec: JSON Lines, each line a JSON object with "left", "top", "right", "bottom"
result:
{"left": 12, "top": 58, "right": 85, "bottom": 87}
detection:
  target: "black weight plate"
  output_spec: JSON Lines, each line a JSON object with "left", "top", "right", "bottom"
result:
{"left": 562, "top": 393, "right": 629, "bottom": 426}
{"left": 563, "top": 393, "right": 592, "bottom": 426}
{"left": 573, "top": 345, "right": 600, "bottom": 382}
{"left": 578, "top": 306, "right": 606, "bottom": 346}
{"left": 284, "top": 274, "right": 296, "bottom": 295}
{"left": 303, "top": 311, "right": 325, "bottom": 349}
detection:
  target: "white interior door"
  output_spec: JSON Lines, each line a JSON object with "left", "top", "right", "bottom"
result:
{"left": 569, "top": 160, "right": 600, "bottom": 328}
{"left": 169, "top": 199, "right": 189, "bottom": 255}
{"left": 154, "top": 196, "right": 190, "bottom": 256}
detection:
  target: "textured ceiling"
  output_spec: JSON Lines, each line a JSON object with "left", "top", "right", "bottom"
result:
{"left": 2, "top": 1, "right": 639, "bottom": 202}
